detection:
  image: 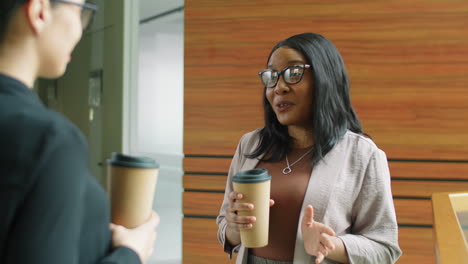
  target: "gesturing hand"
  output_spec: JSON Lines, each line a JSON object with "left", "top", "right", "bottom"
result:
{"left": 301, "top": 205, "right": 336, "bottom": 264}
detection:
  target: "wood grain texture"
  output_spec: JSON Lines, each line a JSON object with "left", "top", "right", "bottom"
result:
{"left": 394, "top": 199, "right": 433, "bottom": 225}
{"left": 183, "top": 191, "right": 433, "bottom": 225}
{"left": 185, "top": 0, "right": 468, "bottom": 159}
{"left": 184, "top": 174, "right": 468, "bottom": 198}
{"left": 184, "top": 157, "right": 468, "bottom": 180}
{"left": 184, "top": 174, "right": 228, "bottom": 191}
{"left": 389, "top": 162, "right": 468, "bottom": 180}
{"left": 398, "top": 227, "right": 435, "bottom": 264}
{"left": 392, "top": 180, "right": 468, "bottom": 198}
{"left": 184, "top": 1, "right": 468, "bottom": 262}
{"left": 184, "top": 157, "right": 232, "bottom": 173}
{"left": 183, "top": 217, "right": 237, "bottom": 263}
{"left": 183, "top": 217, "right": 434, "bottom": 264}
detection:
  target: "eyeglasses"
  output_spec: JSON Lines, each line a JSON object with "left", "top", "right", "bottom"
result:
{"left": 258, "top": 64, "right": 311, "bottom": 88}
{"left": 50, "top": 0, "right": 98, "bottom": 32}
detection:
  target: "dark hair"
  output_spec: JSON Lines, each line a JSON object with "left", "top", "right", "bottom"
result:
{"left": 248, "top": 32, "right": 365, "bottom": 165}
{"left": 0, "top": 0, "right": 29, "bottom": 43}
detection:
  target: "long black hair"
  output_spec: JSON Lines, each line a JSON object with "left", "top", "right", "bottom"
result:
{"left": 248, "top": 32, "right": 365, "bottom": 165}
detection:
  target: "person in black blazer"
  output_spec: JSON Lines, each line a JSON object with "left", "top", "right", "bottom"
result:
{"left": 0, "top": 1, "right": 159, "bottom": 263}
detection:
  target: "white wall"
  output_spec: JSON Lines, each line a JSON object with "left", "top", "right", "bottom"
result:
{"left": 139, "top": 0, "right": 184, "bottom": 22}
{"left": 133, "top": 11, "right": 184, "bottom": 264}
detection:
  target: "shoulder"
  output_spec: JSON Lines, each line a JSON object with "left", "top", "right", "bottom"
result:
{"left": 0, "top": 106, "right": 86, "bottom": 179}
{"left": 342, "top": 130, "right": 381, "bottom": 152}
{"left": 237, "top": 128, "right": 262, "bottom": 152}
{"left": 339, "top": 130, "right": 387, "bottom": 164}
{"left": 5, "top": 106, "right": 84, "bottom": 146}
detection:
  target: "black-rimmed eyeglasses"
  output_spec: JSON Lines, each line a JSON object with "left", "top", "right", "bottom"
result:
{"left": 258, "top": 64, "right": 311, "bottom": 88}
{"left": 51, "top": 0, "right": 98, "bottom": 32}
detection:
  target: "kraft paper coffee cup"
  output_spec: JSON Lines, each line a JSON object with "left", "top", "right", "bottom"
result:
{"left": 107, "top": 153, "right": 159, "bottom": 228}
{"left": 232, "top": 168, "right": 271, "bottom": 248}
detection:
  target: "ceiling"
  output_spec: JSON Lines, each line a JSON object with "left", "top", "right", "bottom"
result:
{"left": 139, "top": 0, "right": 184, "bottom": 20}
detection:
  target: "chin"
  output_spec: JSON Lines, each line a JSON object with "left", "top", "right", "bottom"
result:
{"left": 276, "top": 116, "right": 306, "bottom": 127}
{"left": 276, "top": 118, "right": 294, "bottom": 126}
{"left": 39, "top": 65, "right": 67, "bottom": 79}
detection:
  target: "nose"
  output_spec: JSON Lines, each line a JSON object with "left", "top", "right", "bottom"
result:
{"left": 274, "top": 75, "right": 290, "bottom": 95}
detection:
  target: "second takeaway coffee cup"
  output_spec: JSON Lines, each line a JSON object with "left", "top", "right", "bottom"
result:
{"left": 232, "top": 168, "right": 272, "bottom": 248}
{"left": 107, "top": 153, "right": 159, "bottom": 228}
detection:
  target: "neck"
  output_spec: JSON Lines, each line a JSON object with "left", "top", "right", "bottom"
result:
{"left": 288, "top": 125, "right": 314, "bottom": 148}
{"left": 0, "top": 39, "right": 39, "bottom": 88}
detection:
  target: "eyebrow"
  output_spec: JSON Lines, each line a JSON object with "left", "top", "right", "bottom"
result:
{"left": 267, "top": 60, "right": 306, "bottom": 68}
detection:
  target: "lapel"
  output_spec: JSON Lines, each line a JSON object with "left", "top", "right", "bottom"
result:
{"left": 236, "top": 133, "right": 348, "bottom": 263}
{"left": 240, "top": 152, "right": 264, "bottom": 172}
{"left": 293, "top": 136, "right": 348, "bottom": 263}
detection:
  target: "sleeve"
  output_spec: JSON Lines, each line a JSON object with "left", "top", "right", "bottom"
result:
{"left": 5, "top": 126, "right": 86, "bottom": 264}
{"left": 216, "top": 134, "right": 246, "bottom": 259}
{"left": 98, "top": 247, "right": 141, "bottom": 264}
{"left": 338, "top": 150, "right": 402, "bottom": 264}
{"left": 4, "top": 124, "right": 142, "bottom": 264}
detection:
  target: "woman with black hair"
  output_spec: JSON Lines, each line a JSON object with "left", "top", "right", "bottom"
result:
{"left": 217, "top": 33, "right": 402, "bottom": 264}
{"left": 0, "top": 1, "right": 158, "bottom": 263}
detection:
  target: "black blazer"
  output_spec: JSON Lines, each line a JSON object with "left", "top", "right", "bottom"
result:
{"left": 0, "top": 73, "right": 139, "bottom": 264}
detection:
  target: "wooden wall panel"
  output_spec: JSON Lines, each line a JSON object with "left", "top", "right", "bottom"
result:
{"left": 183, "top": 217, "right": 237, "bottom": 263}
{"left": 183, "top": 218, "right": 435, "bottom": 264}
{"left": 392, "top": 181, "right": 468, "bottom": 198}
{"left": 184, "top": 157, "right": 468, "bottom": 180}
{"left": 184, "top": 174, "right": 468, "bottom": 199}
{"left": 184, "top": 157, "right": 231, "bottom": 173}
{"left": 184, "top": 0, "right": 468, "bottom": 263}
{"left": 398, "top": 227, "right": 435, "bottom": 264}
{"left": 183, "top": 191, "right": 433, "bottom": 225}
{"left": 185, "top": 0, "right": 468, "bottom": 159}
{"left": 184, "top": 174, "right": 227, "bottom": 191}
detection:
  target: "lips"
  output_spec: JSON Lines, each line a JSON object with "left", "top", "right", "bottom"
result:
{"left": 275, "top": 100, "right": 294, "bottom": 112}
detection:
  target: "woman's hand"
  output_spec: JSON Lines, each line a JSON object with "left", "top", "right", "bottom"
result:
{"left": 226, "top": 191, "right": 275, "bottom": 231}
{"left": 226, "top": 191, "right": 255, "bottom": 232}
{"left": 224, "top": 191, "right": 275, "bottom": 246}
{"left": 301, "top": 205, "right": 336, "bottom": 264}
{"left": 110, "top": 211, "right": 159, "bottom": 264}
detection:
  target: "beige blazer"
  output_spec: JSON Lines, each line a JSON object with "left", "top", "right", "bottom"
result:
{"left": 216, "top": 129, "right": 402, "bottom": 264}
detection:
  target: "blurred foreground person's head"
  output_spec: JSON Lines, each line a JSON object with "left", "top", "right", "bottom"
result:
{"left": 0, "top": 0, "right": 96, "bottom": 84}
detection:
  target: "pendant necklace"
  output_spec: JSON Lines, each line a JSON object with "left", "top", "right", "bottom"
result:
{"left": 282, "top": 148, "right": 313, "bottom": 175}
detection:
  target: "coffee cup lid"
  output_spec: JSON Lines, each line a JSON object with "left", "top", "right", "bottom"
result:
{"left": 107, "top": 152, "right": 159, "bottom": 169}
{"left": 232, "top": 168, "right": 271, "bottom": 183}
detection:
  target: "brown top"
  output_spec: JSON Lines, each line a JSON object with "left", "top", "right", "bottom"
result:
{"left": 250, "top": 147, "right": 313, "bottom": 261}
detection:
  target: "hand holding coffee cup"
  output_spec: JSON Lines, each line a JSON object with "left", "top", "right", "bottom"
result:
{"left": 231, "top": 168, "right": 273, "bottom": 248}
{"left": 226, "top": 191, "right": 275, "bottom": 231}
{"left": 110, "top": 211, "right": 160, "bottom": 264}
{"left": 107, "top": 153, "right": 159, "bottom": 229}
{"left": 226, "top": 191, "right": 257, "bottom": 231}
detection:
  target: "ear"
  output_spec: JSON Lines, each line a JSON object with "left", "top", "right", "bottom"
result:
{"left": 24, "top": 0, "right": 51, "bottom": 35}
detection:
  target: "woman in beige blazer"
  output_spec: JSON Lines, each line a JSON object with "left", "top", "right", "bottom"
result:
{"left": 217, "top": 33, "right": 402, "bottom": 264}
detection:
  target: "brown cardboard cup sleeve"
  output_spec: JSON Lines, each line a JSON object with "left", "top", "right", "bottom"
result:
{"left": 232, "top": 168, "right": 271, "bottom": 248}
{"left": 107, "top": 152, "right": 159, "bottom": 228}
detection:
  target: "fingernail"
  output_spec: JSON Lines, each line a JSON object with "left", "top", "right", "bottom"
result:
{"left": 237, "top": 194, "right": 242, "bottom": 199}
{"left": 248, "top": 204, "right": 254, "bottom": 209}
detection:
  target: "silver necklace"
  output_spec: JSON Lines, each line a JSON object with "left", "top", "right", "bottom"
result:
{"left": 282, "top": 148, "right": 313, "bottom": 175}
